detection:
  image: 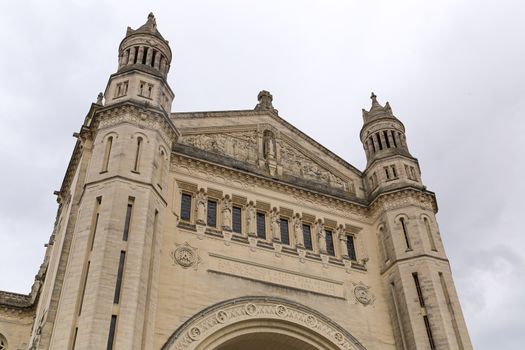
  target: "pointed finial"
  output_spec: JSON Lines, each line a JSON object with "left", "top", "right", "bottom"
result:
{"left": 148, "top": 12, "right": 155, "bottom": 19}
{"left": 370, "top": 92, "right": 377, "bottom": 100}
{"left": 254, "top": 90, "right": 277, "bottom": 113}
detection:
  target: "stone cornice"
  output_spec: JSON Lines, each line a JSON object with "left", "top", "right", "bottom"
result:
{"left": 172, "top": 149, "right": 438, "bottom": 222}
{"left": 0, "top": 290, "right": 34, "bottom": 314}
{"left": 171, "top": 109, "right": 363, "bottom": 177}
{"left": 380, "top": 254, "right": 450, "bottom": 276}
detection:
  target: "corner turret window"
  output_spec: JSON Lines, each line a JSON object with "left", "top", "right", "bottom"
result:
{"left": 133, "top": 137, "right": 143, "bottom": 172}
{"left": 400, "top": 217, "right": 411, "bottom": 249}
{"left": 101, "top": 136, "right": 113, "bottom": 172}
{"left": 114, "top": 81, "right": 128, "bottom": 99}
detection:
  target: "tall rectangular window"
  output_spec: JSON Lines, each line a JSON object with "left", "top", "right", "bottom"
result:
{"left": 180, "top": 193, "right": 192, "bottom": 221}
{"left": 90, "top": 197, "right": 102, "bottom": 251}
{"left": 232, "top": 206, "right": 242, "bottom": 233}
{"left": 346, "top": 235, "right": 357, "bottom": 261}
{"left": 400, "top": 217, "right": 411, "bottom": 249}
{"left": 78, "top": 262, "right": 90, "bottom": 315}
{"left": 325, "top": 229, "right": 335, "bottom": 256}
{"left": 412, "top": 273, "right": 425, "bottom": 307}
{"left": 102, "top": 137, "right": 113, "bottom": 172}
{"left": 256, "top": 212, "right": 266, "bottom": 239}
{"left": 122, "top": 202, "right": 133, "bottom": 241}
{"left": 423, "top": 315, "right": 436, "bottom": 350}
{"left": 106, "top": 315, "right": 118, "bottom": 350}
{"left": 113, "top": 251, "right": 126, "bottom": 304}
{"left": 303, "top": 224, "right": 313, "bottom": 250}
{"left": 280, "top": 218, "right": 290, "bottom": 245}
{"left": 207, "top": 200, "right": 217, "bottom": 227}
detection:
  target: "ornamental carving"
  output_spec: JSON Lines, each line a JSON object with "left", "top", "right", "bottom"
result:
{"left": 170, "top": 242, "right": 201, "bottom": 270}
{"left": 180, "top": 132, "right": 258, "bottom": 164}
{"left": 353, "top": 282, "right": 374, "bottom": 306}
{"left": 280, "top": 142, "right": 352, "bottom": 192}
{"left": 161, "top": 296, "right": 367, "bottom": 350}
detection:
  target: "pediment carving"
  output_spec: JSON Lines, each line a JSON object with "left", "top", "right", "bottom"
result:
{"left": 179, "top": 131, "right": 258, "bottom": 164}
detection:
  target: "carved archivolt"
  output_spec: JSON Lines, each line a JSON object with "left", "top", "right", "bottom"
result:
{"left": 161, "top": 296, "right": 367, "bottom": 350}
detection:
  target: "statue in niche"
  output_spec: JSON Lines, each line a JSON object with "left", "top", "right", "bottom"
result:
{"left": 316, "top": 220, "right": 327, "bottom": 254}
{"left": 222, "top": 195, "right": 232, "bottom": 230}
{"left": 196, "top": 189, "right": 207, "bottom": 225}
{"left": 247, "top": 201, "right": 256, "bottom": 236}
{"left": 270, "top": 208, "right": 280, "bottom": 241}
{"left": 293, "top": 214, "right": 304, "bottom": 247}
{"left": 263, "top": 130, "right": 276, "bottom": 159}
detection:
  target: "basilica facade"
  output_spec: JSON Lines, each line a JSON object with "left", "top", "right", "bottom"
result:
{"left": 0, "top": 14, "right": 472, "bottom": 350}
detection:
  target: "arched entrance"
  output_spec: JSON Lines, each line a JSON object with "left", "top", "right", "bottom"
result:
{"left": 162, "top": 297, "right": 367, "bottom": 350}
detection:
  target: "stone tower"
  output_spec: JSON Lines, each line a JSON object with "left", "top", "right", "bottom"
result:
{"left": 27, "top": 13, "right": 178, "bottom": 349}
{"left": 361, "top": 94, "right": 472, "bottom": 349}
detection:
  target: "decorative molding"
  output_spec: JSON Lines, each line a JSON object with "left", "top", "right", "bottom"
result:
{"left": 161, "top": 296, "right": 368, "bottom": 350}
{"left": 352, "top": 282, "right": 375, "bottom": 306}
{"left": 170, "top": 242, "right": 202, "bottom": 270}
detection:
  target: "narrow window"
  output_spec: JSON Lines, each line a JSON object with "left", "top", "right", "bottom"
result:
{"left": 379, "top": 227, "right": 390, "bottom": 262}
{"left": 373, "top": 173, "right": 378, "bottom": 186}
{"left": 391, "top": 130, "right": 398, "bottom": 147}
{"left": 439, "top": 272, "right": 463, "bottom": 349}
{"left": 115, "top": 83, "right": 122, "bottom": 98}
{"left": 391, "top": 165, "right": 397, "bottom": 178}
{"left": 122, "top": 81, "right": 128, "bottom": 95}
{"left": 410, "top": 167, "right": 417, "bottom": 180}
{"left": 405, "top": 164, "right": 411, "bottom": 179}
{"left": 390, "top": 283, "right": 408, "bottom": 349}
{"left": 125, "top": 49, "right": 130, "bottom": 64}
{"left": 90, "top": 197, "right": 102, "bottom": 250}
{"left": 383, "top": 130, "right": 391, "bottom": 148}
{"left": 369, "top": 177, "right": 374, "bottom": 189}
{"left": 113, "top": 251, "right": 126, "bottom": 304}
{"left": 232, "top": 206, "right": 242, "bottom": 233}
{"left": 256, "top": 212, "right": 266, "bottom": 239}
{"left": 78, "top": 261, "right": 90, "bottom": 315}
{"left": 142, "top": 47, "right": 149, "bottom": 64}
{"left": 180, "top": 193, "right": 192, "bottom": 221}
{"left": 412, "top": 273, "right": 425, "bottom": 307}
{"left": 400, "top": 217, "right": 411, "bottom": 249}
{"left": 423, "top": 315, "right": 436, "bottom": 350}
{"left": 384, "top": 167, "right": 390, "bottom": 179}
{"left": 157, "top": 150, "right": 165, "bottom": 188}
{"left": 207, "top": 200, "right": 217, "bottom": 227}
{"left": 133, "top": 137, "right": 142, "bottom": 172}
{"left": 280, "top": 218, "right": 290, "bottom": 245}
{"left": 325, "top": 229, "right": 335, "bottom": 256}
{"left": 376, "top": 133, "right": 383, "bottom": 150}
{"left": 303, "top": 224, "right": 313, "bottom": 250}
{"left": 424, "top": 217, "right": 437, "bottom": 251}
{"left": 101, "top": 136, "right": 113, "bottom": 172}
{"left": 368, "top": 138, "right": 375, "bottom": 153}
{"left": 133, "top": 46, "right": 139, "bottom": 64}
{"left": 147, "top": 84, "right": 153, "bottom": 98}
{"left": 106, "top": 315, "right": 118, "bottom": 350}
{"left": 122, "top": 200, "right": 134, "bottom": 241}
{"left": 346, "top": 235, "right": 357, "bottom": 261}
{"left": 151, "top": 50, "right": 157, "bottom": 67}
{"left": 72, "top": 327, "right": 78, "bottom": 350}
{"left": 139, "top": 82, "right": 145, "bottom": 96}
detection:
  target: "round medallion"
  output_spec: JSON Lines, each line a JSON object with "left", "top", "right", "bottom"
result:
{"left": 354, "top": 285, "right": 372, "bottom": 305}
{"left": 188, "top": 326, "right": 202, "bottom": 341}
{"left": 216, "top": 310, "right": 229, "bottom": 323}
{"left": 334, "top": 332, "right": 344, "bottom": 344}
{"left": 245, "top": 303, "right": 258, "bottom": 316}
{"left": 275, "top": 305, "right": 287, "bottom": 317}
{"left": 174, "top": 246, "right": 196, "bottom": 268}
{"left": 306, "top": 315, "right": 317, "bottom": 327}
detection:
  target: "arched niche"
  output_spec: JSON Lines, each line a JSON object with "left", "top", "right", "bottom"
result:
{"left": 161, "top": 296, "right": 367, "bottom": 350}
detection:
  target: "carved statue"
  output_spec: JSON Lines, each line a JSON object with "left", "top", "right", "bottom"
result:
{"left": 270, "top": 208, "right": 280, "bottom": 241}
{"left": 196, "top": 189, "right": 207, "bottom": 225}
{"left": 316, "top": 220, "right": 327, "bottom": 254}
{"left": 293, "top": 215, "right": 304, "bottom": 247}
{"left": 222, "top": 195, "right": 232, "bottom": 230}
{"left": 247, "top": 201, "right": 256, "bottom": 236}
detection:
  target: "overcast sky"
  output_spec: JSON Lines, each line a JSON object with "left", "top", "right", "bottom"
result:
{"left": 0, "top": 1, "right": 524, "bottom": 349}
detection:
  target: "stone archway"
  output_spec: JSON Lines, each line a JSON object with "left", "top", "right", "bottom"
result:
{"left": 161, "top": 296, "right": 367, "bottom": 350}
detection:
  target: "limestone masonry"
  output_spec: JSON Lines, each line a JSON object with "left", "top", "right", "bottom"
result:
{"left": 0, "top": 13, "right": 473, "bottom": 350}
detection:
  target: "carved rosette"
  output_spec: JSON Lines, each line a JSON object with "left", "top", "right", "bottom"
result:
{"left": 352, "top": 282, "right": 375, "bottom": 306}
{"left": 170, "top": 242, "right": 202, "bottom": 270}
{"left": 162, "top": 297, "right": 367, "bottom": 350}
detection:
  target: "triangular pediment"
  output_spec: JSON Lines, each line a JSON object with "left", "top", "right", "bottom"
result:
{"left": 172, "top": 110, "right": 361, "bottom": 196}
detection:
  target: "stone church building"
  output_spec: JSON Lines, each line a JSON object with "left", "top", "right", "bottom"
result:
{"left": 0, "top": 14, "right": 472, "bottom": 350}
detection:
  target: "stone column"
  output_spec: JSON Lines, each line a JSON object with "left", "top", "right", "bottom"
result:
{"left": 145, "top": 47, "right": 153, "bottom": 66}
{"left": 137, "top": 46, "right": 145, "bottom": 65}
{"left": 154, "top": 53, "right": 161, "bottom": 70}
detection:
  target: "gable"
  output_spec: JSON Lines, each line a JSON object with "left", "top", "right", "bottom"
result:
{"left": 172, "top": 111, "right": 362, "bottom": 197}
